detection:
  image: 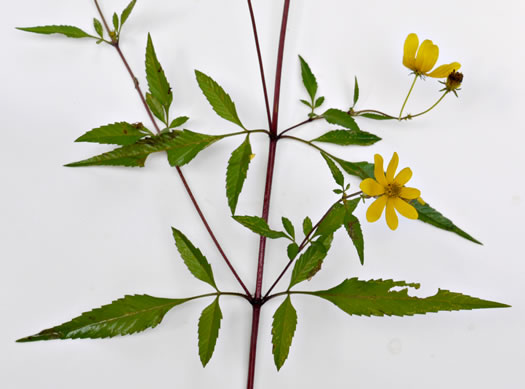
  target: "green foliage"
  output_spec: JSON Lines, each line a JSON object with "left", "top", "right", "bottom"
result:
{"left": 17, "top": 25, "right": 94, "bottom": 39}
{"left": 281, "top": 217, "right": 295, "bottom": 240}
{"left": 353, "top": 76, "right": 359, "bottom": 107}
{"left": 287, "top": 243, "right": 300, "bottom": 260}
{"left": 233, "top": 216, "right": 290, "bottom": 240}
{"left": 112, "top": 13, "right": 120, "bottom": 32}
{"left": 320, "top": 153, "right": 344, "bottom": 187}
{"left": 312, "top": 129, "right": 381, "bottom": 146}
{"left": 120, "top": 0, "right": 138, "bottom": 28}
{"left": 345, "top": 214, "right": 364, "bottom": 265}
{"left": 146, "top": 34, "right": 172, "bottom": 123}
{"left": 360, "top": 113, "right": 394, "bottom": 120}
{"left": 307, "top": 278, "right": 509, "bottom": 317}
{"left": 75, "top": 122, "right": 151, "bottom": 145}
{"left": 289, "top": 236, "right": 332, "bottom": 288}
{"left": 226, "top": 136, "right": 253, "bottom": 214}
{"left": 302, "top": 216, "right": 313, "bottom": 236}
{"left": 93, "top": 18, "right": 103, "bottom": 39}
{"left": 411, "top": 200, "right": 482, "bottom": 244}
{"left": 323, "top": 108, "right": 360, "bottom": 131}
{"left": 315, "top": 96, "right": 325, "bottom": 108}
{"left": 146, "top": 92, "right": 166, "bottom": 123}
{"left": 314, "top": 203, "right": 346, "bottom": 237}
{"left": 195, "top": 70, "right": 245, "bottom": 129}
{"left": 333, "top": 157, "right": 375, "bottom": 180}
{"left": 171, "top": 227, "right": 217, "bottom": 290}
{"left": 298, "top": 55, "right": 318, "bottom": 102}
{"left": 169, "top": 116, "right": 190, "bottom": 129}
{"left": 17, "top": 295, "right": 189, "bottom": 342}
{"left": 166, "top": 130, "right": 224, "bottom": 167}
{"left": 271, "top": 296, "right": 297, "bottom": 370}
{"left": 198, "top": 298, "right": 223, "bottom": 367}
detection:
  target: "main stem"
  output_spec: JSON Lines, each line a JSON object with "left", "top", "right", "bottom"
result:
{"left": 246, "top": 1, "right": 291, "bottom": 388}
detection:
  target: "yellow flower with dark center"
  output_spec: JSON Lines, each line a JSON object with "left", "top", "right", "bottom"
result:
{"left": 360, "top": 153, "right": 421, "bottom": 230}
{"left": 403, "top": 33, "right": 461, "bottom": 78}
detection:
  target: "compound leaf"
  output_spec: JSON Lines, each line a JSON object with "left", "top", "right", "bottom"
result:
{"left": 272, "top": 296, "right": 298, "bottom": 370}
{"left": 17, "top": 25, "right": 94, "bottom": 39}
{"left": 314, "top": 203, "right": 346, "bottom": 237}
{"left": 323, "top": 108, "right": 360, "bottom": 131}
{"left": 226, "top": 136, "right": 252, "bottom": 214}
{"left": 298, "top": 55, "right": 318, "bottom": 102}
{"left": 166, "top": 130, "right": 224, "bottom": 166}
{"left": 320, "top": 153, "right": 344, "bottom": 187}
{"left": 312, "top": 129, "right": 381, "bottom": 146}
{"left": 233, "top": 216, "right": 289, "bottom": 240}
{"left": 146, "top": 34, "right": 172, "bottom": 110}
{"left": 198, "top": 297, "right": 222, "bottom": 367}
{"left": 75, "top": 122, "right": 150, "bottom": 145}
{"left": 289, "top": 238, "right": 331, "bottom": 288}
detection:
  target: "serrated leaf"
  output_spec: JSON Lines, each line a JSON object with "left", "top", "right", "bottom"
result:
{"left": 166, "top": 130, "right": 223, "bottom": 167}
{"left": 195, "top": 70, "right": 244, "bottom": 128}
{"left": 333, "top": 157, "right": 375, "bottom": 180}
{"left": 169, "top": 116, "right": 189, "bottom": 129}
{"left": 172, "top": 227, "right": 217, "bottom": 289}
{"left": 353, "top": 76, "right": 359, "bottom": 106}
{"left": 307, "top": 278, "right": 509, "bottom": 317}
{"left": 120, "top": 0, "right": 137, "bottom": 27}
{"left": 298, "top": 55, "right": 318, "bottom": 102}
{"left": 323, "top": 108, "right": 360, "bottom": 131}
{"left": 272, "top": 296, "right": 297, "bottom": 370}
{"left": 233, "top": 216, "right": 289, "bottom": 240}
{"left": 146, "top": 92, "right": 166, "bottom": 124}
{"left": 302, "top": 216, "right": 313, "bottom": 236}
{"left": 226, "top": 136, "right": 252, "bottom": 214}
{"left": 410, "top": 200, "right": 482, "bottom": 244}
{"left": 289, "top": 238, "right": 331, "bottom": 288}
{"left": 315, "top": 203, "right": 346, "bottom": 237}
{"left": 281, "top": 217, "right": 295, "bottom": 240}
{"left": 146, "top": 34, "right": 172, "bottom": 109}
{"left": 198, "top": 297, "right": 222, "bottom": 367}
{"left": 287, "top": 243, "right": 299, "bottom": 260}
{"left": 360, "top": 113, "right": 394, "bottom": 120}
{"left": 75, "top": 122, "right": 149, "bottom": 145}
{"left": 93, "top": 18, "right": 103, "bottom": 38}
{"left": 320, "top": 153, "right": 344, "bottom": 187}
{"left": 112, "top": 13, "right": 119, "bottom": 32}
{"left": 345, "top": 214, "right": 364, "bottom": 265}
{"left": 312, "top": 129, "right": 381, "bottom": 146}
{"left": 315, "top": 96, "right": 325, "bottom": 108}
{"left": 17, "top": 295, "right": 189, "bottom": 342}
{"left": 344, "top": 198, "right": 360, "bottom": 214}
{"left": 17, "top": 25, "right": 94, "bottom": 39}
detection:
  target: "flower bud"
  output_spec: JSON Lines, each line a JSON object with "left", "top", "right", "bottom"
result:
{"left": 445, "top": 70, "right": 463, "bottom": 91}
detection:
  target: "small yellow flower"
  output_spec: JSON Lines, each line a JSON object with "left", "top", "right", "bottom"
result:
{"left": 360, "top": 153, "right": 421, "bottom": 230}
{"left": 403, "top": 33, "right": 461, "bottom": 78}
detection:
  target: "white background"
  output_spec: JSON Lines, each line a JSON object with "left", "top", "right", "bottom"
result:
{"left": 2, "top": 1, "right": 524, "bottom": 388}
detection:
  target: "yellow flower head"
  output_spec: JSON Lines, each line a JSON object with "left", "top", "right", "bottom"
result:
{"left": 359, "top": 153, "right": 421, "bottom": 231}
{"left": 403, "top": 33, "right": 461, "bottom": 78}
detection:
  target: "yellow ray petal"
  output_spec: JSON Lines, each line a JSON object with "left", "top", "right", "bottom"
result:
{"left": 394, "top": 167, "right": 412, "bottom": 186}
{"left": 386, "top": 152, "right": 399, "bottom": 182}
{"left": 385, "top": 198, "right": 398, "bottom": 230}
{"left": 374, "top": 154, "right": 388, "bottom": 186}
{"left": 366, "top": 195, "right": 387, "bottom": 223}
{"left": 403, "top": 33, "right": 419, "bottom": 70}
{"left": 399, "top": 186, "right": 421, "bottom": 199}
{"left": 393, "top": 197, "right": 418, "bottom": 220}
{"left": 427, "top": 62, "right": 461, "bottom": 78}
{"left": 360, "top": 178, "right": 385, "bottom": 196}
{"left": 415, "top": 40, "right": 438, "bottom": 73}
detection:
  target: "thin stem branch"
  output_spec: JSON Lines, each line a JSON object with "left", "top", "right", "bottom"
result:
{"left": 410, "top": 91, "right": 449, "bottom": 119}
{"left": 92, "top": 0, "right": 251, "bottom": 297}
{"left": 399, "top": 74, "right": 418, "bottom": 119}
{"left": 278, "top": 116, "right": 321, "bottom": 137}
{"left": 246, "top": 0, "right": 272, "bottom": 129}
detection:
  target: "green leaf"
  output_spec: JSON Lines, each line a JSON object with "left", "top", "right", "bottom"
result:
{"left": 315, "top": 96, "right": 325, "bottom": 108}
{"left": 75, "top": 122, "right": 150, "bottom": 145}
{"left": 17, "top": 295, "right": 189, "bottom": 342}
{"left": 169, "top": 116, "right": 189, "bottom": 129}
{"left": 312, "top": 129, "right": 381, "bottom": 146}
{"left": 298, "top": 55, "right": 318, "bottom": 102}
{"left": 226, "top": 136, "right": 252, "bottom": 214}
{"left": 17, "top": 25, "right": 94, "bottom": 39}
{"left": 333, "top": 157, "right": 375, "bottom": 180}
{"left": 281, "top": 217, "right": 295, "bottom": 240}
{"left": 120, "top": 0, "right": 137, "bottom": 27}
{"left": 345, "top": 214, "right": 364, "bottom": 265}
{"left": 171, "top": 227, "right": 217, "bottom": 289}
{"left": 166, "top": 130, "right": 223, "bottom": 167}
{"left": 307, "top": 278, "right": 509, "bottom": 317}
{"left": 302, "top": 216, "right": 313, "bottom": 236}
{"left": 198, "top": 297, "right": 222, "bottom": 367}
{"left": 315, "top": 203, "right": 346, "bottom": 237}
{"left": 344, "top": 198, "right": 360, "bottom": 214}
{"left": 272, "top": 296, "right": 298, "bottom": 370}
{"left": 360, "top": 113, "right": 394, "bottom": 120}
{"left": 287, "top": 243, "right": 299, "bottom": 260}
{"left": 112, "top": 13, "right": 119, "bottom": 32}
{"left": 146, "top": 34, "right": 172, "bottom": 109}
{"left": 353, "top": 76, "right": 359, "bottom": 106}
{"left": 93, "top": 18, "right": 103, "bottom": 38}
{"left": 66, "top": 131, "right": 182, "bottom": 167}
{"left": 320, "top": 153, "right": 344, "bottom": 187}
{"left": 300, "top": 99, "right": 312, "bottom": 108}
{"left": 146, "top": 92, "right": 166, "bottom": 124}
{"left": 195, "top": 70, "right": 244, "bottom": 129}
{"left": 233, "top": 216, "right": 289, "bottom": 240}
{"left": 323, "top": 108, "right": 360, "bottom": 131}
{"left": 410, "top": 200, "right": 482, "bottom": 244}
{"left": 289, "top": 237, "right": 332, "bottom": 288}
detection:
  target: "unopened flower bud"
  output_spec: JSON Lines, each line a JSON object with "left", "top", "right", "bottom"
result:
{"left": 445, "top": 70, "right": 463, "bottom": 91}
